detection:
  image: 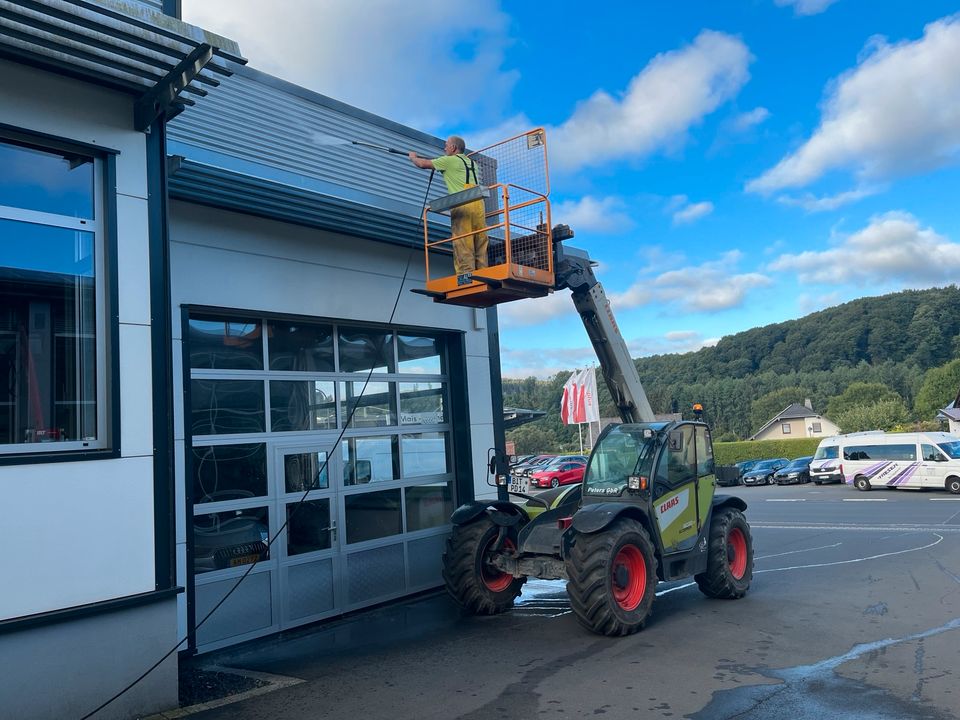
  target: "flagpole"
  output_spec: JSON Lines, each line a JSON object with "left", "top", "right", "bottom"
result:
{"left": 578, "top": 422, "right": 583, "bottom": 453}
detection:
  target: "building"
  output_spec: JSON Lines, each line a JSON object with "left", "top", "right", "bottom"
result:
{"left": 936, "top": 387, "right": 960, "bottom": 434}
{"left": 0, "top": 2, "right": 503, "bottom": 717}
{"left": 750, "top": 401, "right": 840, "bottom": 441}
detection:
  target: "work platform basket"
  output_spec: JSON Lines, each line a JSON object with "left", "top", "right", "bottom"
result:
{"left": 421, "top": 129, "right": 554, "bottom": 307}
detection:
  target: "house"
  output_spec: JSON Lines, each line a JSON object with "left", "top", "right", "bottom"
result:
{"left": 936, "top": 386, "right": 960, "bottom": 434}
{"left": 750, "top": 400, "right": 840, "bottom": 441}
{"left": 0, "top": 2, "right": 505, "bottom": 717}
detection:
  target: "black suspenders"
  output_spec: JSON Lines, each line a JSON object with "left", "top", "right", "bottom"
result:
{"left": 458, "top": 155, "right": 478, "bottom": 185}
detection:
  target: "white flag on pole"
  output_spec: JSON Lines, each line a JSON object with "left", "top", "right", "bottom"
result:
{"left": 560, "top": 369, "right": 579, "bottom": 425}
{"left": 580, "top": 367, "right": 600, "bottom": 423}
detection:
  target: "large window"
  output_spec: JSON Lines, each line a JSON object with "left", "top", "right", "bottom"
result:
{"left": 0, "top": 136, "right": 107, "bottom": 453}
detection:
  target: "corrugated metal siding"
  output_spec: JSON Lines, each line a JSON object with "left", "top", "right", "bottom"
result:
{"left": 167, "top": 68, "right": 450, "bottom": 216}
{"left": 128, "top": 0, "right": 164, "bottom": 11}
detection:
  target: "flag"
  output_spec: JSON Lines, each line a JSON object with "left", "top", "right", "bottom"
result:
{"left": 560, "top": 369, "right": 579, "bottom": 425}
{"left": 579, "top": 367, "right": 600, "bottom": 423}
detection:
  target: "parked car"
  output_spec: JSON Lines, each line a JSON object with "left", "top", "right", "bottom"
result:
{"left": 809, "top": 438, "right": 843, "bottom": 484}
{"left": 741, "top": 458, "right": 789, "bottom": 486}
{"left": 510, "top": 454, "right": 536, "bottom": 468}
{"left": 530, "top": 460, "right": 587, "bottom": 488}
{"left": 735, "top": 459, "right": 762, "bottom": 480}
{"left": 774, "top": 456, "right": 813, "bottom": 485}
{"left": 521, "top": 454, "right": 586, "bottom": 478}
{"left": 512, "top": 454, "right": 555, "bottom": 478}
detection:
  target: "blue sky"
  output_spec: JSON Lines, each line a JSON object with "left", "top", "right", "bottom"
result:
{"left": 184, "top": 1, "right": 960, "bottom": 378}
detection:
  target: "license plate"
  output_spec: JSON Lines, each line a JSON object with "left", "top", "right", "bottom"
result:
{"left": 230, "top": 553, "right": 261, "bottom": 567}
{"left": 509, "top": 479, "right": 527, "bottom": 494}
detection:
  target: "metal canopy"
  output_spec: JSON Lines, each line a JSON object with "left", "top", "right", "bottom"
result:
{"left": 0, "top": 0, "right": 244, "bottom": 116}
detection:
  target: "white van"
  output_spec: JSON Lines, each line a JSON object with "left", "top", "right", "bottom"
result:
{"left": 809, "top": 431, "right": 882, "bottom": 484}
{"left": 818, "top": 431, "right": 960, "bottom": 493}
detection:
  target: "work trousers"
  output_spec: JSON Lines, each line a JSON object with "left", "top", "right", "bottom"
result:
{"left": 450, "top": 198, "right": 489, "bottom": 275}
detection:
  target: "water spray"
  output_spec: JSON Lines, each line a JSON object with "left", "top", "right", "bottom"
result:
{"left": 350, "top": 139, "right": 409, "bottom": 155}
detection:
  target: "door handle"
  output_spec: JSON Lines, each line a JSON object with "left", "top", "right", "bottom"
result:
{"left": 329, "top": 520, "right": 337, "bottom": 544}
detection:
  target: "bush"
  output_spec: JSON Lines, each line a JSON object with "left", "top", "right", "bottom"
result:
{"left": 714, "top": 437, "right": 822, "bottom": 466}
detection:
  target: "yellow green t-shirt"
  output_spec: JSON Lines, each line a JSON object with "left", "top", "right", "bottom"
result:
{"left": 431, "top": 154, "right": 479, "bottom": 194}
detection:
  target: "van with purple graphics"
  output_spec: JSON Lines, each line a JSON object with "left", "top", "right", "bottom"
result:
{"left": 833, "top": 431, "right": 960, "bottom": 494}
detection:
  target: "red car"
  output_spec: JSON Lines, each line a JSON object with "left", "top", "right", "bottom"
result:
{"left": 530, "top": 461, "right": 586, "bottom": 489}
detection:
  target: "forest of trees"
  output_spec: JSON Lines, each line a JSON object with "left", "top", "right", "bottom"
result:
{"left": 504, "top": 287, "right": 960, "bottom": 454}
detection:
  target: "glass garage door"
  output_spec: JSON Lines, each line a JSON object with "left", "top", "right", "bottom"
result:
{"left": 186, "top": 313, "right": 456, "bottom": 652}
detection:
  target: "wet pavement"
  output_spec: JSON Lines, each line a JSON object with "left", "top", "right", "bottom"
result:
{"left": 177, "top": 485, "right": 960, "bottom": 719}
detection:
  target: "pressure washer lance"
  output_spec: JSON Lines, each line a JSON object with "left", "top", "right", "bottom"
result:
{"left": 351, "top": 140, "right": 410, "bottom": 155}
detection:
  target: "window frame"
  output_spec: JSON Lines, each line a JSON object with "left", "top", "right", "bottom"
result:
{"left": 0, "top": 129, "right": 117, "bottom": 460}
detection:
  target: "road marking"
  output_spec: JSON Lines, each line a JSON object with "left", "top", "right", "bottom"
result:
{"left": 929, "top": 498, "right": 960, "bottom": 501}
{"left": 752, "top": 523, "right": 960, "bottom": 532}
{"left": 842, "top": 498, "right": 887, "bottom": 502}
{"left": 756, "top": 533, "right": 945, "bottom": 573}
{"left": 766, "top": 498, "right": 805, "bottom": 502}
{"left": 756, "top": 542, "right": 842, "bottom": 560}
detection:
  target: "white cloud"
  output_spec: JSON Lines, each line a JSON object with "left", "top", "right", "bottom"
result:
{"left": 182, "top": 0, "right": 516, "bottom": 131}
{"left": 798, "top": 291, "right": 843, "bottom": 315}
{"left": 729, "top": 107, "right": 771, "bottom": 132}
{"left": 776, "top": 186, "right": 881, "bottom": 212}
{"left": 498, "top": 291, "right": 578, "bottom": 327}
{"left": 612, "top": 251, "right": 772, "bottom": 312}
{"left": 770, "top": 211, "right": 960, "bottom": 285}
{"left": 670, "top": 196, "right": 715, "bottom": 225}
{"left": 553, "top": 196, "right": 634, "bottom": 233}
{"left": 774, "top": 0, "right": 840, "bottom": 16}
{"left": 748, "top": 15, "right": 960, "bottom": 193}
{"left": 549, "top": 31, "right": 752, "bottom": 172}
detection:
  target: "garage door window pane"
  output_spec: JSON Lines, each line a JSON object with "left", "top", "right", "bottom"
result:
{"left": 397, "top": 335, "right": 441, "bottom": 374}
{"left": 345, "top": 489, "right": 401, "bottom": 544}
{"left": 402, "top": 432, "right": 450, "bottom": 477}
{"left": 191, "top": 379, "right": 265, "bottom": 435}
{"left": 0, "top": 140, "right": 94, "bottom": 218}
{"left": 340, "top": 381, "right": 396, "bottom": 428}
{"left": 342, "top": 436, "right": 399, "bottom": 485}
{"left": 188, "top": 316, "right": 263, "bottom": 370}
{"left": 193, "top": 507, "right": 269, "bottom": 574}
{"left": 287, "top": 499, "right": 332, "bottom": 555}
{"left": 338, "top": 327, "right": 394, "bottom": 373}
{"left": 270, "top": 381, "right": 335, "bottom": 431}
{"left": 269, "top": 320, "right": 334, "bottom": 372}
{"left": 284, "top": 451, "right": 329, "bottom": 493}
{"left": 399, "top": 382, "right": 445, "bottom": 425}
{"left": 193, "top": 443, "right": 267, "bottom": 503}
{"left": 405, "top": 482, "right": 453, "bottom": 531}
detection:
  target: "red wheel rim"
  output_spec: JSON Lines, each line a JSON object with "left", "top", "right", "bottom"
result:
{"left": 728, "top": 527, "right": 747, "bottom": 579}
{"left": 611, "top": 544, "right": 646, "bottom": 610}
{"left": 481, "top": 536, "right": 515, "bottom": 592}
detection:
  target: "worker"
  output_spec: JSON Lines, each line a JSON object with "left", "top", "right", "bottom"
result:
{"left": 409, "top": 136, "right": 488, "bottom": 281}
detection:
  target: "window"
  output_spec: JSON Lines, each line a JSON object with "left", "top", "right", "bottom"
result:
{"left": 811, "top": 422, "right": 822, "bottom": 433}
{"left": 921, "top": 444, "right": 945, "bottom": 462}
{"left": 844, "top": 444, "right": 917, "bottom": 461}
{"left": 781, "top": 423, "right": 792, "bottom": 434}
{"left": 0, "top": 135, "right": 108, "bottom": 453}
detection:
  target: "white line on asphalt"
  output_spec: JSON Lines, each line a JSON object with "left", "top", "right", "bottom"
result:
{"left": 842, "top": 498, "right": 887, "bottom": 502}
{"left": 756, "top": 542, "right": 842, "bottom": 560}
{"left": 752, "top": 523, "right": 960, "bottom": 532}
{"left": 766, "top": 498, "right": 805, "bottom": 502}
{"left": 756, "top": 533, "right": 944, "bottom": 573}
{"left": 929, "top": 498, "right": 960, "bottom": 501}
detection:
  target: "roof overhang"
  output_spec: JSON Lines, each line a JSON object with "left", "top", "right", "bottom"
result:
{"left": 0, "top": 0, "right": 244, "bottom": 127}
{"left": 167, "top": 142, "right": 452, "bottom": 250}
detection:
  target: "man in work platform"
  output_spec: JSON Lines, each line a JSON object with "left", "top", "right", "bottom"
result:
{"left": 409, "top": 136, "right": 488, "bottom": 281}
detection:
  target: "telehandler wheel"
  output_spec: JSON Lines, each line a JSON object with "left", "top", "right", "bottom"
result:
{"left": 565, "top": 518, "right": 657, "bottom": 636}
{"left": 442, "top": 517, "right": 525, "bottom": 615}
{"left": 695, "top": 507, "right": 753, "bottom": 599}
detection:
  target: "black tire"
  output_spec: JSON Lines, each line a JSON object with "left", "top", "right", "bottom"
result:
{"left": 696, "top": 508, "right": 753, "bottom": 599}
{"left": 550, "top": 477, "right": 560, "bottom": 488}
{"left": 946, "top": 476, "right": 960, "bottom": 495}
{"left": 565, "top": 518, "right": 657, "bottom": 636}
{"left": 442, "top": 517, "right": 525, "bottom": 615}
{"left": 854, "top": 476, "right": 871, "bottom": 492}
{"left": 814, "top": 480, "right": 822, "bottom": 485}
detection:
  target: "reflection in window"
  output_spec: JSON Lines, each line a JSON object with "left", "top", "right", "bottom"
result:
{"left": 345, "top": 489, "right": 401, "bottom": 544}
{"left": 0, "top": 220, "right": 97, "bottom": 445}
{"left": 338, "top": 327, "right": 394, "bottom": 373}
{"left": 269, "top": 320, "right": 334, "bottom": 372}
{"left": 287, "top": 499, "right": 332, "bottom": 555}
{"left": 193, "top": 443, "right": 267, "bottom": 503}
{"left": 340, "top": 381, "right": 396, "bottom": 428}
{"left": 188, "top": 316, "right": 263, "bottom": 370}
{"left": 342, "top": 436, "right": 399, "bottom": 484}
{"left": 399, "top": 382, "right": 445, "bottom": 425}
{"left": 397, "top": 335, "right": 441, "bottom": 374}
{"left": 193, "top": 507, "right": 269, "bottom": 573}
{"left": 696, "top": 426, "right": 714, "bottom": 477}
{"left": 284, "top": 451, "right": 329, "bottom": 493}
{"left": 405, "top": 482, "right": 453, "bottom": 531}
{"left": 401, "top": 432, "right": 450, "bottom": 477}
{"left": 270, "top": 381, "right": 335, "bottom": 432}
{"left": 0, "top": 139, "right": 94, "bottom": 218}
{"left": 191, "top": 379, "right": 265, "bottom": 435}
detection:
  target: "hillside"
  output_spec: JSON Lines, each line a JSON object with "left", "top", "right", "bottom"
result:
{"left": 504, "top": 286, "right": 960, "bottom": 451}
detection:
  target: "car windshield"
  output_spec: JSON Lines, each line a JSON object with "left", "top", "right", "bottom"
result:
{"left": 583, "top": 424, "right": 659, "bottom": 497}
{"left": 937, "top": 441, "right": 960, "bottom": 459}
{"left": 784, "top": 457, "right": 811, "bottom": 470}
{"left": 814, "top": 445, "right": 839, "bottom": 460}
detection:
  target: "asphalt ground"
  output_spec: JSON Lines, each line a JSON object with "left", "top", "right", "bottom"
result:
{"left": 187, "top": 483, "right": 960, "bottom": 720}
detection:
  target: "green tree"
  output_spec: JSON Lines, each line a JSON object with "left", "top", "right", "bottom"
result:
{"left": 507, "top": 424, "right": 556, "bottom": 454}
{"left": 914, "top": 359, "right": 960, "bottom": 420}
{"left": 749, "top": 387, "right": 811, "bottom": 435}
{"left": 834, "top": 399, "right": 910, "bottom": 433}
{"left": 826, "top": 382, "right": 903, "bottom": 419}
